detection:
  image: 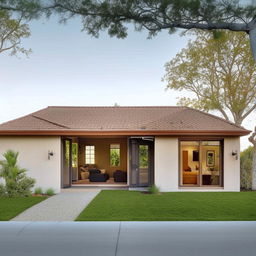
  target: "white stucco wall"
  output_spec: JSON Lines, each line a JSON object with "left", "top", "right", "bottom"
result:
{"left": 154, "top": 136, "right": 241, "bottom": 192}
{"left": 223, "top": 137, "right": 240, "bottom": 191}
{"left": 0, "top": 136, "right": 61, "bottom": 193}
{"left": 154, "top": 137, "right": 179, "bottom": 191}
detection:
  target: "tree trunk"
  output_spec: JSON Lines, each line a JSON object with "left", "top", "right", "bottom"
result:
{"left": 249, "top": 26, "right": 256, "bottom": 61}
{"left": 249, "top": 126, "right": 256, "bottom": 190}
{"left": 252, "top": 146, "right": 256, "bottom": 190}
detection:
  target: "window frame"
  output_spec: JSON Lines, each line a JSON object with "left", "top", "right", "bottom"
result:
{"left": 85, "top": 145, "right": 95, "bottom": 164}
{"left": 110, "top": 143, "right": 121, "bottom": 167}
{"left": 178, "top": 138, "right": 224, "bottom": 188}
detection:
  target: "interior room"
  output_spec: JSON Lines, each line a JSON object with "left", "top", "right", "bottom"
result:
{"left": 180, "top": 140, "right": 222, "bottom": 187}
{"left": 64, "top": 137, "right": 128, "bottom": 187}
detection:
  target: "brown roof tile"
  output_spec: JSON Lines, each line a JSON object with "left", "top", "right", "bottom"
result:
{"left": 0, "top": 106, "right": 250, "bottom": 136}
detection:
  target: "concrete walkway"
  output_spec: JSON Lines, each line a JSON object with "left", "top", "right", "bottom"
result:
{"left": 0, "top": 221, "right": 255, "bottom": 256}
{"left": 12, "top": 189, "right": 100, "bottom": 221}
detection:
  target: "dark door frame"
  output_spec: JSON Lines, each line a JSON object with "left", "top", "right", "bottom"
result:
{"left": 61, "top": 138, "right": 72, "bottom": 188}
{"left": 129, "top": 138, "right": 154, "bottom": 187}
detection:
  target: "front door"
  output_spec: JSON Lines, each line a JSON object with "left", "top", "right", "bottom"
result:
{"left": 130, "top": 138, "right": 154, "bottom": 187}
{"left": 61, "top": 138, "right": 72, "bottom": 188}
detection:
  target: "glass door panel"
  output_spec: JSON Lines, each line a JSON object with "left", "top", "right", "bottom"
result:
{"left": 201, "top": 141, "right": 221, "bottom": 186}
{"left": 130, "top": 139, "right": 154, "bottom": 187}
{"left": 180, "top": 141, "right": 200, "bottom": 186}
{"left": 139, "top": 145, "right": 149, "bottom": 185}
{"left": 180, "top": 140, "right": 223, "bottom": 187}
{"left": 62, "top": 139, "right": 72, "bottom": 188}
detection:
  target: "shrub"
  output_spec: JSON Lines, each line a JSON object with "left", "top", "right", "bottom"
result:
{"left": 0, "top": 184, "right": 6, "bottom": 197}
{"left": 148, "top": 185, "right": 160, "bottom": 194}
{"left": 34, "top": 187, "right": 43, "bottom": 195}
{"left": 240, "top": 146, "right": 253, "bottom": 190}
{"left": 0, "top": 150, "right": 35, "bottom": 197}
{"left": 45, "top": 188, "right": 55, "bottom": 196}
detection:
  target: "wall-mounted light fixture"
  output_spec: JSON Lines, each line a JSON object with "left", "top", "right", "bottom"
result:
{"left": 232, "top": 150, "right": 238, "bottom": 160}
{"left": 48, "top": 150, "right": 54, "bottom": 160}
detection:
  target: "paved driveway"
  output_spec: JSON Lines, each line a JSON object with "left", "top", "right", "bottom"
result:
{"left": 0, "top": 221, "right": 255, "bottom": 256}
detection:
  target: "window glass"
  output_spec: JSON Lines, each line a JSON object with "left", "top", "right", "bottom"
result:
{"left": 201, "top": 141, "right": 221, "bottom": 185}
{"left": 180, "top": 141, "right": 200, "bottom": 186}
{"left": 110, "top": 144, "right": 120, "bottom": 166}
{"left": 85, "top": 145, "right": 95, "bottom": 164}
{"left": 72, "top": 143, "right": 78, "bottom": 167}
{"left": 180, "top": 140, "right": 222, "bottom": 187}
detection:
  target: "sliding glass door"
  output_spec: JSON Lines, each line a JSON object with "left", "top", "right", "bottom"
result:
{"left": 62, "top": 138, "right": 72, "bottom": 188}
{"left": 180, "top": 140, "right": 223, "bottom": 187}
{"left": 130, "top": 139, "right": 154, "bottom": 187}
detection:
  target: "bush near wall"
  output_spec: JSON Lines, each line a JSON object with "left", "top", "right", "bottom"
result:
{"left": 240, "top": 146, "right": 253, "bottom": 190}
{"left": 0, "top": 150, "right": 35, "bottom": 197}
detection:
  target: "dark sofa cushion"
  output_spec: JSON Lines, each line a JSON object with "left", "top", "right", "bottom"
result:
{"left": 113, "top": 170, "right": 127, "bottom": 182}
{"left": 89, "top": 173, "right": 109, "bottom": 182}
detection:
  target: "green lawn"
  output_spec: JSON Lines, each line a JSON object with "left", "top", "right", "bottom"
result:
{"left": 76, "top": 191, "right": 256, "bottom": 221}
{"left": 0, "top": 196, "right": 46, "bottom": 221}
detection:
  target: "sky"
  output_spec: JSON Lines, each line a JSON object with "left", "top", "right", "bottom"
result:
{"left": 0, "top": 14, "right": 255, "bottom": 150}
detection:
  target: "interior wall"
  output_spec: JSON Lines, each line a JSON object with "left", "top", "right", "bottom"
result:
{"left": 78, "top": 138, "right": 127, "bottom": 177}
{"left": 201, "top": 145, "right": 220, "bottom": 173}
{"left": 180, "top": 145, "right": 199, "bottom": 172}
{"left": 180, "top": 145, "right": 220, "bottom": 173}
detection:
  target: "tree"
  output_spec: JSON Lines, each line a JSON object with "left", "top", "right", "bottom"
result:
{"left": 2, "top": 1, "right": 256, "bottom": 58}
{"left": 163, "top": 30, "right": 256, "bottom": 190}
{"left": 47, "top": 0, "right": 256, "bottom": 59}
{"left": 163, "top": 30, "right": 256, "bottom": 126}
{"left": 249, "top": 129, "right": 256, "bottom": 190}
{"left": 0, "top": 10, "right": 31, "bottom": 56}
{"left": 240, "top": 146, "right": 253, "bottom": 190}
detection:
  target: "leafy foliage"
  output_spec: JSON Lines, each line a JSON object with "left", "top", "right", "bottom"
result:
{"left": 240, "top": 146, "right": 253, "bottom": 190}
{"left": 139, "top": 145, "right": 148, "bottom": 168}
{"left": 0, "top": 10, "right": 31, "bottom": 56}
{"left": 0, "top": 150, "right": 35, "bottom": 197}
{"left": 148, "top": 185, "right": 160, "bottom": 194}
{"left": 2, "top": 1, "right": 256, "bottom": 57}
{"left": 72, "top": 143, "right": 78, "bottom": 167}
{"left": 45, "top": 188, "right": 55, "bottom": 196}
{"left": 34, "top": 187, "right": 43, "bottom": 195}
{"left": 49, "top": 0, "right": 256, "bottom": 37}
{"left": 110, "top": 148, "right": 120, "bottom": 167}
{"left": 163, "top": 30, "right": 256, "bottom": 125}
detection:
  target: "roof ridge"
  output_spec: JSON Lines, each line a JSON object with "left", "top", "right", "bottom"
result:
{"left": 32, "top": 115, "right": 70, "bottom": 129}
{"left": 47, "top": 106, "right": 185, "bottom": 108}
{"left": 184, "top": 107, "right": 248, "bottom": 130}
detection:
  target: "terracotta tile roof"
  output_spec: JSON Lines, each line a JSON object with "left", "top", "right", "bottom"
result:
{"left": 0, "top": 106, "right": 250, "bottom": 136}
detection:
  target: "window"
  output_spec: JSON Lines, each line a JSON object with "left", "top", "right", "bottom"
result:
{"left": 72, "top": 143, "right": 78, "bottom": 167}
{"left": 110, "top": 144, "right": 120, "bottom": 167}
{"left": 180, "top": 140, "right": 222, "bottom": 187}
{"left": 85, "top": 145, "right": 95, "bottom": 164}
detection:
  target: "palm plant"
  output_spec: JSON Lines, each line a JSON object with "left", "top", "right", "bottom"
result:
{"left": 0, "top": 150, "right": 35, "bottom": 197}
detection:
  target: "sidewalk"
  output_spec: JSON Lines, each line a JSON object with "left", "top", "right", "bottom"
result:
{"left": 11, "top": 189, "right": 100, "bottom": 221}
{"left": 0, "top": 221, "right": 255, "bottom": 256}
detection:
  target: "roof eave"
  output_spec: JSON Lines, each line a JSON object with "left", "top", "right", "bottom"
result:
{"left": 0, "top": 129, "right": 250, "bottom": 136}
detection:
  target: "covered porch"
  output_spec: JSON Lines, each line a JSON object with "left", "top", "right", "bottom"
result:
{"left": 61, "top": 136, "right": 154, "bottom": 188}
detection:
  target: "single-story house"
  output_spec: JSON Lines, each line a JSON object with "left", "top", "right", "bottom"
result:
{"left": 0, "top": 106, "right": 250, "bottom": 193}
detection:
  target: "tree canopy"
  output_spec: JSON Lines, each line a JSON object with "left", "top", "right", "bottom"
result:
{"left": 1, "top": 0, "right": 256, "bottom": 59}
{"left": 163, "top": 30, "right": 256, "bottom": 126}
{"left": 0, "top": 10, "right": 31, "bottom": 56}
